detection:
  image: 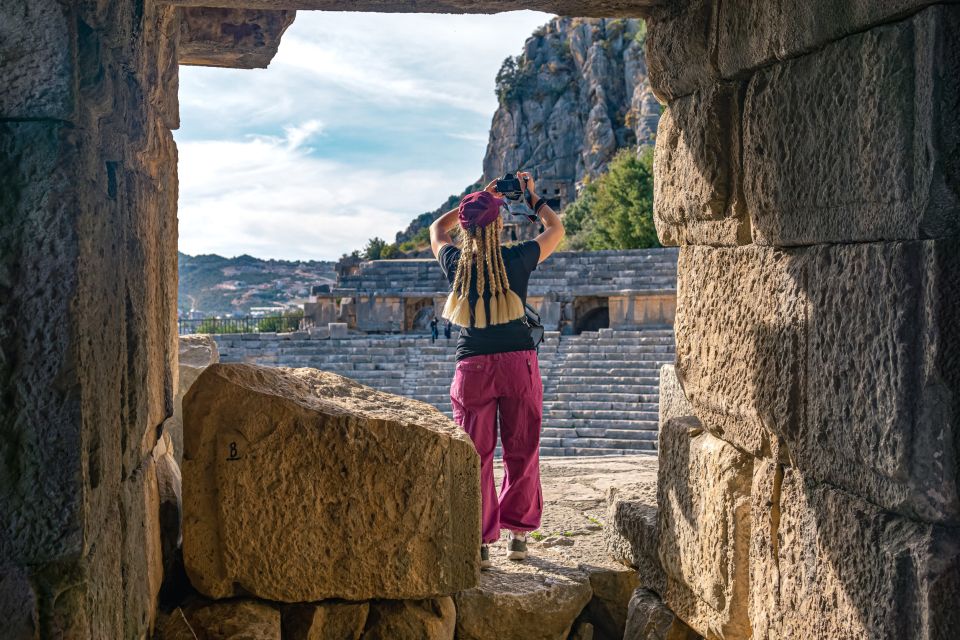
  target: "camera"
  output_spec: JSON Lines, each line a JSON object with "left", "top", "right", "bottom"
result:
{"left": 496, "top": 173, "right": 528, "bottom": 201}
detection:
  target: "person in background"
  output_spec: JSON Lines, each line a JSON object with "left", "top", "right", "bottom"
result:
{"left": 429, "top": 171, "right": 564, "bottom": 569}
{"left": 444, "top": 319, "right": 452, "bottom": 341}
{"left": 430, "top": 315, "right": 439, "bottom": 343}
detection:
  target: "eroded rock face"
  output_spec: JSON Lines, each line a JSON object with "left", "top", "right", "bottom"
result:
{"left": 657, "top": 417, "right": 753, "bottom": 640}
{"left": 182, "top": 364, "right": 480, "bottom": 601}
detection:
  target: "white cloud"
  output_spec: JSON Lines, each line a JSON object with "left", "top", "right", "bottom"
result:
{"left": 177, "top": 128, "right": 463, "bottom": 260}
{"left": 176, "top": 10, "right": 553, "bottom": 260}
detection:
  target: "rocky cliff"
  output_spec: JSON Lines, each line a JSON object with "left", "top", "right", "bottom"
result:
{"left": 390, "top": 16, "right": 658, "bottom": 253}
{"left": 484, "top": 17, "right": 658, "bottom": 210}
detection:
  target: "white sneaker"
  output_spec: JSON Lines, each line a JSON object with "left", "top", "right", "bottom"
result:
{"left": 507, "top": 531, "right": 528, "bottom": 561}
{"left": 480, "top": 544, "right": 493, "bottom": 570}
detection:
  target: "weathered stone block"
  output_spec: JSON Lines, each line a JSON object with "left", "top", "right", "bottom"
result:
{"left": 624, "top": 588, "right": 702, "bottom": 640}
{"left": 715, "top": 0, "right": 951, "bottom": 80}
{"left": 657, "top": 417, "right": 752, "bottom": 640}
{"left": 0, "top": 565, "right": 38, "bottom": 640}
{"left": 753, "top": 469, "right": 960, "bottom": 639}
{"left": 654, "top": 82, "right": 750, "bottom": 247}
{"left": 454, "top": 566, "right": 592, "bottom": 640}
{"left": 582, "top": 565, "right": 641, "bottom": 640}
{"left": 798, "top": 240, "right": 960, "bottom": 524}
{"left": 182, "top": 364, "right": 480, "bottom": 601}
{"left": 120, "top": 455, "right": 163, "bottom": 639}
{"left": 185, "top": 599, "right": 281, "bottom": 640}
{"left": 362, "top": 598, "right": 455, "bottom": 640}
{"left": 282, "top": 601, "right": 369, "bottom": 640}
{"left": 658, "top": 364, "right": 693, "bottom": 428}
{"left": 677, "top": 241, "right": 960, "bottom": 523}
{"left": 645, "top": 0, "right": 716, "bottom": 102}
{"left": 165, "top": 335, "right": 220, "bottom": 464}
{"left": 605, "top": 488, "right": 666, "bottom": 596}
{"left": 675, "top": 246, "right": 800, "bottom": 459}
{"left": 329, "top": 322, "right": 349, "bottom": 338}
{"left": 179, "top": 7, "right": 296, "bottom": 69}
{"left": 0, "top": 1, "right": 75, "bottom": 119}
{"left": 744, "top": 5, "right": 960, "bottom": 245}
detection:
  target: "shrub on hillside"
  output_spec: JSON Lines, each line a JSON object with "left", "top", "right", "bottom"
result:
{"left": 562, "top": 146, "right": 659, "bottom": 250}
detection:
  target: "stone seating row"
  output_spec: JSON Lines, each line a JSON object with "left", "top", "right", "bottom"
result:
{"left": 214, "top": 327, "right": 675, "bottom": 456}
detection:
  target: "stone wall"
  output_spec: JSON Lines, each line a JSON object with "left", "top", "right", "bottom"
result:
{"left": 648, "top": 2, "right": 960, "bottom": 638}
{"left": 0, "top": 2, "right": 180, "bottom": 637}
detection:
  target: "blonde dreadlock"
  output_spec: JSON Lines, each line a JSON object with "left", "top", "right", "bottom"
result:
{"left": 441, "top": 222, "right": 526, "bottom": 328}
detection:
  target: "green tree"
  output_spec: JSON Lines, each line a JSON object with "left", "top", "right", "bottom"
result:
{"left": 364, "top": 237, "right": 387, "bottom": 260}
{"left": 562, "top": 146, "right": 659, "bottom": 250}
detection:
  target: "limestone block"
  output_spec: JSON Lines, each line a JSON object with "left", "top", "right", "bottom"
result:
{"left": 677, "top": 240, "right": 960, "bottom": 523}
{"left": 674, "top": 245, "right": 801, "bottom": 458}
{"left": 166, "top": 335, "right": 220, "bottom": 464}
{"left": 185, "top": 600, "right": 281, "bottom": 640}
{"left": 361, "top": 598, "right": 455, "bottom": 640}
{"left": 624, "top": 588, "right": 702, "bottom": 640}
{"left": 0, "top": 122, "right": 84, "bottom": 564}
{"left": 155, "top": 608, "right": 197, "bottom": 640}
{"left": 654, "top": 82, "right": 750, "bottom": 247}
{"left": 604, "top": 488, "right": 666, "bottom": 596}
{"left": 0, "top": 1, "right": 74, "bottom": 119}
{"left": 715, "top": 0, "right": 951, "bottom": 80}
{"left": 0, "top": 565, "right": 38, "bottom": 640}
{"left": 581, "top": 565, "right": 640, "bottom": 639}
{"left": 753, "top": 469, "right": 960, "bottom": 639}
{"left": 798, "top": 240, "right": 960, "bottom": 523}
{"left": 182, "top": 364, "right": 480, "bottom": 601}
{"left": 744, "top": 5, "right": 960, "bottom": 245}
{"left": 120, "top": 455, "right": 163, "bottom": 639}
{"left": 657, "top": 417, "right": 752, "bottom": 640}
{"left": 658, "top": 365, "right": 693, "bottom": 428}
{"left": 454, "top": 565, "right": 592, "bottom": 640}
{"left": 152, "top": 432, "right": 183, "bottom": 594}
{"left": 308, "top": 324, "right": 331, "bottom": 339}
{"left": 329, "top": 322, "right": 349, "bottom": 339}
{"left": 645, "top": 0, "right": 716, "bottom": 102}
{"left": 179, "top": 7, "right": 296, "bottom": 69}
{"left": 282, "top": 601, "right": 369, "bottom": 640}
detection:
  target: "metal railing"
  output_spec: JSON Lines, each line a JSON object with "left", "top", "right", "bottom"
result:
{"left": 178, "top": 314, "right": 313, "bottom": 336}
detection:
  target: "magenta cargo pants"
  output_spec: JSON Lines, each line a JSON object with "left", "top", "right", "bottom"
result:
{"left": 450, "top": 350, "right": 543, "bottom": 543}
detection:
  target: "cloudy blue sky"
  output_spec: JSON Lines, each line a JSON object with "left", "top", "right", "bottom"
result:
{"left": 175, "top": 10, "right": 553, "bottom": 261}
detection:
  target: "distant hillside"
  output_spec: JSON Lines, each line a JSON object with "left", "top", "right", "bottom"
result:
{"left": 178, "top": 252, "right": 336, "bottom": 316}
{"left": 360, "top": 16, "right": 659, "bottom": 259}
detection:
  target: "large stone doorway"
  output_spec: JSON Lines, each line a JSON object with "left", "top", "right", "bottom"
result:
{"left": 4, "top": 1, "right": 958, "bottom": 639}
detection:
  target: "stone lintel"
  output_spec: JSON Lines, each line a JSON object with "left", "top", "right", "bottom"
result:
{"left": 178, "top": 7, "right": 296, "bottom": 69}
{"left": 168, "top": 0, "right": 671, "bottom": 18}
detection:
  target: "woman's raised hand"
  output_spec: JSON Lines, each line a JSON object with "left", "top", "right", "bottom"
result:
{"left": 484, "top": 179, "right": 500, "bottom": 195}
{"left": 517, "top": 171, "right": 536, "bottom": 201}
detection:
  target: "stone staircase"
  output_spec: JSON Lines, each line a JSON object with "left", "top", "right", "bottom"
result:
{"left": 215, "top": 327, "right": 675, "bottom": 456}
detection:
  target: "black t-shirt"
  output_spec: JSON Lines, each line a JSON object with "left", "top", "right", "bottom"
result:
{"left": 438, "top": 240, "right": 541, "bottom": 361}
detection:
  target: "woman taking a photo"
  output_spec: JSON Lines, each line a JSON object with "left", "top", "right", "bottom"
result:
{"left": 429, "top": 171, "right": 564, "bottom": 568}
